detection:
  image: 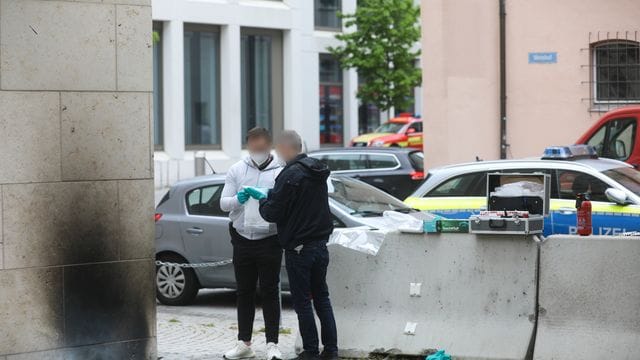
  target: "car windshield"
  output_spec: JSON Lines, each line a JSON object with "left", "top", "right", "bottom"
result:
{"left": 375, "top": 122, "right": 405, "bottom": 134}
{"left": 602, "top": 167, "right": 640, "bottom": 197}
{"left": 328, "top": 176, "right": 412, "bottom": 216}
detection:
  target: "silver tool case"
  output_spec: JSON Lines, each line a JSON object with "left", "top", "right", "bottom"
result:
{"left": 469, "top": 173, "right": 550, "bottom": 235}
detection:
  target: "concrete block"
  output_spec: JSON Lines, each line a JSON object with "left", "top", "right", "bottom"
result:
{"left": 3, "top": 181, "right": 119, "bottom": 268}
{"left": 535, "top": 235, "right": 640, "bottom": 359}
{"left": 328, "top": 232, "right": 538, "bottom": 359}
{"left": 63, "top": 260, "right": 156, "bottom": 347}
{"left": 117, "top": 5, "right": 152, "bottom": 91}
{"left": 60, "top": 0, "right": 151, "bottom": 5}
{"left": 6, "top": 337, "right": 157, "bottom": 360}
{"left": 118, "top": 179, "right": 155, "bottom": 260}
{"left": 0, "top": 267, "right": 63, "bottom": 355}
{"left": 0, "top": 92, "right": 60, "bottom": 183}
{"left": 0, "top": 0, "right": 116, "bottom": 91}
{"left": 60, "top": 92, "right": 151, "bottom": 180}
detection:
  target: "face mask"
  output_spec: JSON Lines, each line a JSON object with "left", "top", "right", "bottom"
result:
{"left": 250, "top": 152, "right": 270, "bottom": 166}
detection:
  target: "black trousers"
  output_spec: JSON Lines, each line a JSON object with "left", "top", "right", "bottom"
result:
{"left": 230, "top": 225, "right": 283, "bottom": 344}
{"left": 285, "top": 242, "right": 337, "bottom": 354}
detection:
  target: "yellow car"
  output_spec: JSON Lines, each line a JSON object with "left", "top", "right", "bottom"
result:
{"left": 350, "top": 114, "right": 423, "bottom": 149}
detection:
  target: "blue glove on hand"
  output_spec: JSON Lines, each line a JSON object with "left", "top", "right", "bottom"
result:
{"left": 237, "top": 190, "right": 250, "bottom": 204}
{"left": 244, "top": 186, "right": 267, "bottom": 200}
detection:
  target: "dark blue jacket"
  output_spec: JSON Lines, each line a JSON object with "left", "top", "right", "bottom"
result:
{"left": 259, "top": 154, "right": 334, "bottom": 250}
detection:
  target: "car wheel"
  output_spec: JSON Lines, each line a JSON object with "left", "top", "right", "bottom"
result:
{"left": 389, "top": 143, "right": 400, "bottom": 147}
{"left": 156, "top": 254, "right": 199, "bottom": 306}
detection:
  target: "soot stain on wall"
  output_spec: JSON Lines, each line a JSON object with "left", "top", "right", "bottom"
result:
{"left": 48, "top": 183, "right": 154, "bottom": 357}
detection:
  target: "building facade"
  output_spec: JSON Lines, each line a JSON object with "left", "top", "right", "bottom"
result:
{"left": 0, "top": 0, "right": 156, "bottom": 358}
{"left": 422, "top": 0, "right": 640, "bottom": 168}
{"left": 152, "top": 0, "right": 422, "bottom": 194}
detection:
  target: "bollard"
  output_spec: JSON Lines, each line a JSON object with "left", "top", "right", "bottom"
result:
{"left": 194, "top": 151, "right": 206, "bottom": 177}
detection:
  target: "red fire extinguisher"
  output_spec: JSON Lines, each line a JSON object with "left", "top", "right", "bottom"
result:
{"left": 575, "top": 193, "right": 592, "bottom": 236}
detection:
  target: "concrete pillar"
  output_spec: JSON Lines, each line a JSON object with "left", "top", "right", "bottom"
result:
{"left": 343, "top": 68, "right": 359, "bottom": 144}
{"left": 342, "top": 0, "right": 359, "bottom": 145}
{"left": 162, "top": 20, "right": 186, "bottom": 160}
{"left": 220, "top": 24, "right": 242, "bottom": 158}
{"left": 0, "top": 0, "right": 156, "bottom": 358}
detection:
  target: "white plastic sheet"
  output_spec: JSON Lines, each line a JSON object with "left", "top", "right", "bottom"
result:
{"left": 383, "top": 211, "right": 424, "bottom": 233}
{"left": 244, "top": 198, "right": 270, "bottom": 233}
{"left": 490, "top": 181, "right": 544, "bottom": 198}
{"left": 328, "top": 226, "right": 387, "bottom": 256}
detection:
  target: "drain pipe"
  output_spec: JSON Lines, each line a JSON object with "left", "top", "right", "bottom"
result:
{"left": 499, "top": 0, "right": 508, "bottom": 159}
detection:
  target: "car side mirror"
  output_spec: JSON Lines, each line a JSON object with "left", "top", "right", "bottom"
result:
{"left": 406, "top": 128, "right": 416, "bottom": 134}
{"left": 605, "top": 188, "right": 628, "bottom": 205}
{"left": 615, "top": 140, "right": 627, "bottom": 159}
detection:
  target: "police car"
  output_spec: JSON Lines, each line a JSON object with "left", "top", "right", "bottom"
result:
{"left": 405, "top": 145, "right": 640, "bottom": 236}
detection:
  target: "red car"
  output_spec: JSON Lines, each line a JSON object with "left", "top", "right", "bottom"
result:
{"left": 350, "top": 114, "right": 423, "bottom": 149}
{"left": 576, "top": 106, "right": 640, "bottom": 168}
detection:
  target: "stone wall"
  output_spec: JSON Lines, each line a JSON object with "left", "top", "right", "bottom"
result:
{"left": 0, "top": 0, "right": 156, "bottom": 358}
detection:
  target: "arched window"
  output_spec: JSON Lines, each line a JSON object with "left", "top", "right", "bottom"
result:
{"left": 592, "top": 40, "right": 640, "bottom": 103}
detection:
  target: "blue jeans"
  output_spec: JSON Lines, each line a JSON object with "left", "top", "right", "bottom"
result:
{"left": 285, "top": 242, "right": 338, "bottom": 354}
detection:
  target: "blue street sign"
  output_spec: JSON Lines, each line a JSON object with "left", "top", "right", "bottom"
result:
{"left": 528, "top": 52, "right": 557, "bottom": 64}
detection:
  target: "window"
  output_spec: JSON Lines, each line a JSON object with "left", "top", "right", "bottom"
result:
{"left": 241, "top": 28, "right": 283, "bottom": 145}
{"left": 358, "top": 73, "right": 381, "bottom": 134}
{"left": 315, "top": 0, "right": 342, "bottom": 30}
{"left": 593, "top": 41, "right": 640, "bottom": 103}
{"left": 426, "top": 172, "right": 487, "bottom": 197}
{"left": 367, "top": 154, "right": 399, "bottom": 169}
{"left": 332, "top": 215, "right": 347, "bottom": 228}
{"left": 407, "top": 122, "right": 422, "bottom": 133}
{"left": 587, "top": 117, "right": 637, "bottom": 161}
{"left": 602, "top": 167, "right": 640, "bottom": 198}
{"left": 375, "top": 122, "right": 405, "bottom": 134}
{"left": 184, "top": 25, "right": 221, "bottom": 148}
{"left": 320, "top": 154, "right": 367, "bottom": 171}
{"left": 426, "top": 169, "right": 553, "bottom": 198}
{"left": 358, "top": 103, "right": 381, "bottom": 134}
{"left": 186, "top": 185, "right": 227, "bottom": 216}
{"left": 586, "top": 124, "right": 607, "bottom": 154}
{"left": 319, "top": 54, "right": 344, "bottom": 146}
{"left": 555, "top": 170, "right": 610, "bottom": 202}
{"left": 152, "top": 22, "right": 163, "bottom": 149}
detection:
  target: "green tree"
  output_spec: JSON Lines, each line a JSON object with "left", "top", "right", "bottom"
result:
{"left": 329, "top": 0, "right": 421, "bottom": 112}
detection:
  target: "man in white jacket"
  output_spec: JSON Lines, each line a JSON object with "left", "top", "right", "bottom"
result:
{"left": 220, "top": 128, "right": 284, "bottom": 360}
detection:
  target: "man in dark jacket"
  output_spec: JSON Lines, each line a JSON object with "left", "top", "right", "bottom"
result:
{"left": 244, "top": 130, "right": 338, "bottom": 360}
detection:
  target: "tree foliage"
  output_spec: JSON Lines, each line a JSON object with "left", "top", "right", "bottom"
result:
{"left": 329, "top": 0, "right": 421, "bottom": 112}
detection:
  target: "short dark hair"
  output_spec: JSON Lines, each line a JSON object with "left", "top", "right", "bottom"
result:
{"left": 276, "top": 130, "right": 302, "bottom": 152}
{"left": 245, "top": 127, "right": 272, "bottom": 143}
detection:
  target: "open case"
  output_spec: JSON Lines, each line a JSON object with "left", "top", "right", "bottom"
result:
{"left": 469, "top": 172, "right": 550, "bottom": 235}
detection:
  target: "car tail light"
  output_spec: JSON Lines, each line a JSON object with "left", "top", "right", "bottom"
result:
{"left": 154, "top": 213, "right": 163, "bottom": 222}
{"left": 410, "top": 171, "right": 424, "bottom": 180}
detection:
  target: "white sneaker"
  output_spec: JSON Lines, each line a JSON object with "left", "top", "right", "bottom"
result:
{"left": 224, "top": 341, "right": 256, "bottom": 359}
{"left": 266, "top": 342, "right": 283, "bottom": 360}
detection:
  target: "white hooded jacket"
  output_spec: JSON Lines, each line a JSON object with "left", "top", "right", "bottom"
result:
{"left": 220, "top": 155, "right": 283, "bottom": 240}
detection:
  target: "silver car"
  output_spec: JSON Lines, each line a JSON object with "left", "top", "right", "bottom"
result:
{"left": 155, "top": 174, "right": 416, "bottom": 305}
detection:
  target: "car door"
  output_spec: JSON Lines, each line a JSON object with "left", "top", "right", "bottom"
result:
{"left": 586, "top": 116, "right": 638, "bottom": 166}
{"left": 550, "top": 169, "right": 640, "bottom": 235}
{"left": 361, "top": 153, "right": 406, "bottom": 197}
{"left": 181, "top": 184, "right": 234, "bottom": 286}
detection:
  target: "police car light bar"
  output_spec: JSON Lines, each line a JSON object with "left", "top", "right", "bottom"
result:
{"left": 541, "top": 145, "right": 598, "bottom": 160}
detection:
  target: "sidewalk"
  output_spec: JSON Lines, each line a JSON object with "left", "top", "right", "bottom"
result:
{"left": 157, "top": 290, "right": 298, "bottom": 360}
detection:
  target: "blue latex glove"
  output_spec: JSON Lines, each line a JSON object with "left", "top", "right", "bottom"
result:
{"left": 237, "top": 190, "right": 250, "bottom": 204}
{"left": 244, "top": 186, "right": 267, "bottom": 200}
